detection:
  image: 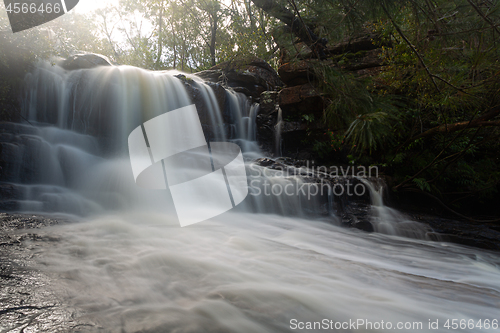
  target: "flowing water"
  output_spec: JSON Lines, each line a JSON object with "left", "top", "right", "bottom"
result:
{"left": 275, "top": 107, "right": 283, "bottom": 156}
{"left": 1, "top": 62, "right": 499, "bottom": 332}
{"left": 358, "top": 178, "right": 434, "bottom": 239}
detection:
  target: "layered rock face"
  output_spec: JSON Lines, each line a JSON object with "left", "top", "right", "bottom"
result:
{"left": 277, "top": 33, "right": 385, "bottom": 118}
{"left": 267, "top": 33, "right": 386, "bottom": 158}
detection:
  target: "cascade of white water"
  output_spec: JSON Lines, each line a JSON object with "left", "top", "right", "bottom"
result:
{"left": 224, "top": 89, "right": 261, "bottom": 156}
{"left": 4, "top": 61, "right": 432, "bottom": 239}
{"left": 1, "top": 63, "right": 238, "bottom": 214}
{"left": 358, "top": 177, "right": 435, "bottom": 239}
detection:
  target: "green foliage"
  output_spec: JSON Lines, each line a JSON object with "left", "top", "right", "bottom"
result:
{"left": 314, "top": 65, "right": 402, "bottom": 153}
{"left": 272, "top": 0, "right": 500, "bottom": 206}
{"left": 89, "top": 0, "right": 278, "bottom": 70}
{"left": 413, "top": 178, "right": 431, "bottom": 192}
{"left": 312, "top": 130, "right": 344, "bottom": 159}
{"left": 344, "top": 111, "right": 398, "bottom": 153}
{"left": 302, "top": 113, "right": 315, "bottom": 123}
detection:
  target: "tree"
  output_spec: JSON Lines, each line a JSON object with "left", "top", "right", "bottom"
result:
{"left": 250, "top": 0, "right": 327, "bottom": 57}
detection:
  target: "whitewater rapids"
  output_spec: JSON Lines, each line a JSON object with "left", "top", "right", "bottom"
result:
{"left": 29, "top": 211, "right": 500, "bottom": 333}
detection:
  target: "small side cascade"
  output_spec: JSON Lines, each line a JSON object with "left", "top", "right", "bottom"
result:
{"left": 274, "top": 108, "right": 283, "bottom": 156}
{"left": 358, "top": 177, "right": 436, "bottom": 239}
{"left": 225, "top": 89, "right": 261, "bottom": 155}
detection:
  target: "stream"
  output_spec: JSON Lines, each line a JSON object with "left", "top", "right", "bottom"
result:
{"left": 0, "top": 62, "right": 499, "bottom": 332}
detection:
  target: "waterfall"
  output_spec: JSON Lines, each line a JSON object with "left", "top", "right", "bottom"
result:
{"left": 358, "top": 177, "right": 435, "bottom": 239}
{"left": 0, "top": 61, "right": 441, "bottom": 238}
{"left": 274, "top": 107, "right": 283, "bottom": 156}
{"left": 1, "top": 62, "right": 259, "bottom": 215}
{"left": 225, "top": 89, "right": 261, "bottom": 156}
{"left": 2, "top": 61, "right": 499, "bottom": 333}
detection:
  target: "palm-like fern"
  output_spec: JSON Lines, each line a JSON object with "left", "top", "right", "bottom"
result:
{"left": 315, "top": 64, "right": 402, "bottom": 153}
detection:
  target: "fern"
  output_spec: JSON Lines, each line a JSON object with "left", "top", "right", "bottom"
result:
{"left": 314, "top": 64, "right": 403, "bottom": 153}
{"left": 413, "top": 178, "right": 431, "bottom": 192}
{"left": 344, "top": 111, "right": 397, "bottom": 153}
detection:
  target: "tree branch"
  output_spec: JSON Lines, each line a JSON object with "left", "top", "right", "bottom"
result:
{"left": 407, "top": 106, "right": 500, "bottom": 143}
{"left": 251, "top": 0, "right": 327, "bottom": 57}
{"left": 466, "top": 0, "right": 500, "bottom": 36}
{"left": 381, "top": 3, "right": 440, "bottom": 92}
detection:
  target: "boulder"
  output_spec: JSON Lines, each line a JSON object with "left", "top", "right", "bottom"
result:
{"left": 195, "top": 57, "right": 282, "bottom": 99}
{"left": 336, "top": 49, "right": 384, "bottom": 71}
{"left": 60, "top": 53, "right": 112, "bottom": 71}
{"left": 194, "top": 70, "right": 221, "bottom": 82}
{"left": 278, "top": 60, "right": 317, "bottom": 86}
{"left": 259, "top": 91, "right": 279, "bottom": 115}
{"left": 278, "top": 83, "right": 323, "bottom": 118}
{"left": 278, "top": 50, "right": 382, "bottom": 87}
{"left": 279, "top": 83, "right": 321, "bottom": 105}
{"left": 277, "top": 32, "right": 384, "bottom": 62}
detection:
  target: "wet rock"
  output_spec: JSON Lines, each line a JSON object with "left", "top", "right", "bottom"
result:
{"left": 255, "top": 111, "right": 278, "bottom": 154}
{"left": 0, "top": 213, "right": 96, "bottom": 332}
{"left": 59, "top": 53, "right": 112, "bottom": 71}
{"left": 407, "top": 214, "right": 500, "bottom": 251}
{"left": 353, "top": 220, "right": 374, "bottom": 232}
{"left": 174, "top": 74, "right": 228, "bottom": 139}
{"left": 0, "top": 127, "right": 46, "bottom": 184}
{"left": 259, "top": 91, "right": 279, "bottom": 115}
{"left": 231, "top": 86, "right": 254, "bottom": 96}
{"left": 0, "top": 183, "right": 23, "bottom": 200}
{"left": 253, "top": 158, "right": 276, "bottom": 167}
{"left": 177, "top": 75, "right": 226, "bottom": 111}
{"left": 280, "top": 121, "right": 308, "bottom": 133}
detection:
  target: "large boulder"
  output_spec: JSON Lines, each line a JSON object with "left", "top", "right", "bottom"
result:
{"left": 334, "top": 49, "right": 384, "bottom": 72}
{"left": 196, "top": 57, "right": 282, "bottom": 99}
{"left": 278, "top": 49, "right": 383, "bottom": 87}
{"left": 60, "top": 53, "right": 112, "bottom": 71}
{"left": 278, "top": 60, "right": 318, "bottom": 86}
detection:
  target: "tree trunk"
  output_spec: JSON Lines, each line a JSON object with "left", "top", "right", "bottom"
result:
{"left": 250, "top": 0, "right": 327, "bottom": 57}
{"left": 210, "top": 13, "right": 217, "bottom": 67}
{"left": 170, "top": 18, "right": 177, "bottom": 69}
{"left": 407, "top": 106, "right": 500, "bottom": 143}
{"left": 156, "top": 4, "right": 163, "bottom": 69}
